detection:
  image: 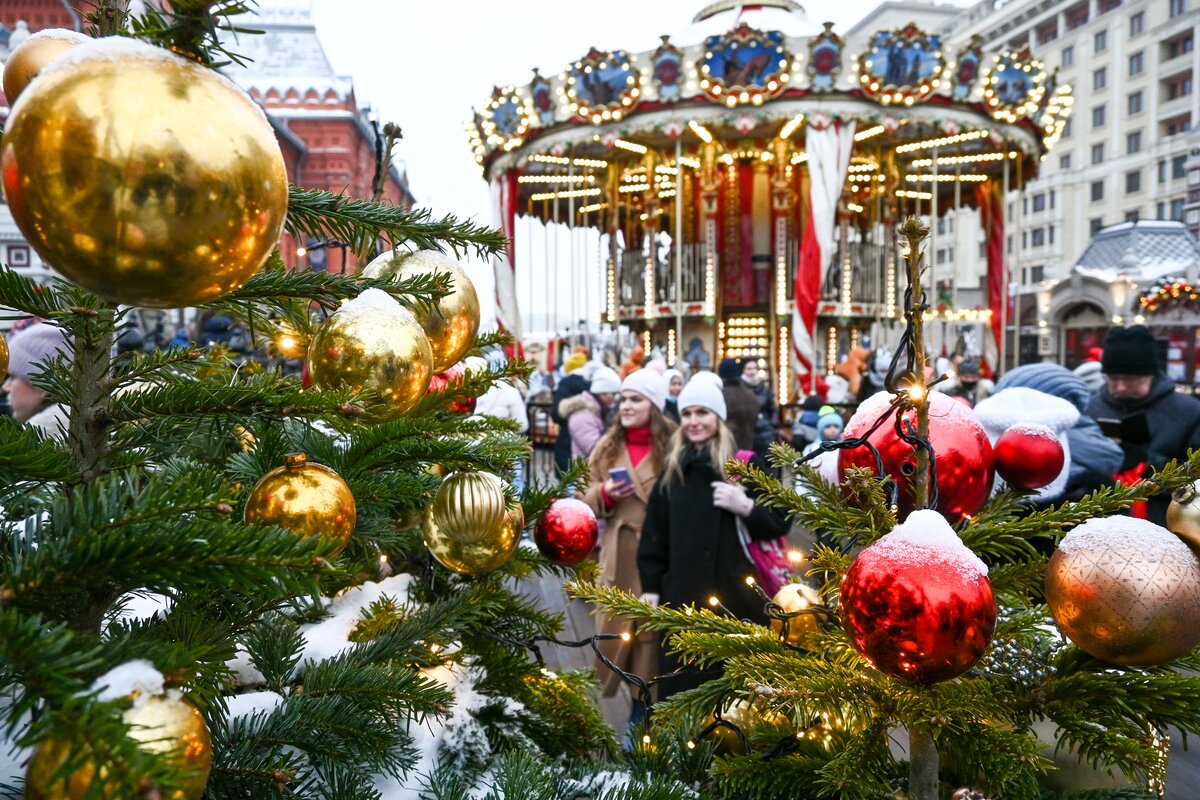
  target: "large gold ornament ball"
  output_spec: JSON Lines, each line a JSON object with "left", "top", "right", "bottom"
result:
{"left": 2, "top": 29, "right": 88, "bottom": 104}
{"left": 430, "top": 471, "right": 508, "bottom": 544}
{"left": 1167, "top": 479, "right": 1200, "bottom": 552}
{"left": 1, "top": 38, "right": 288, "bottom": 308}
{"left": 307, "top": 288, "right": 433, "bottom": 421}
{"left": 1046, "top": 516, "right": 1200, "bottom": 666}
{"left": 27, "top": 694, "right": 212, "bottom": 800}
{"left": 244, "top": 452, "right": 356, "bottom": 556}
{"left": 423, "top": 504, "right": 523, "bottom": 576}
{"left": 362, "top": 249, "right": 480, "bottom": 372}
{"left": 768, "top": 582, "right": 822, "bottom": 647}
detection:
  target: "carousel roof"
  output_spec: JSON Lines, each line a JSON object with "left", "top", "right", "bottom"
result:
{"left": 1075, "top": 221, "right": 1200, "bottom": 284}
{"left": 466, "top": 6, "right": 1072, "bottom": 219}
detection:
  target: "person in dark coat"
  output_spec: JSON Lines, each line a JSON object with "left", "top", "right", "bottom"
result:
{"left": 551, "top": 372, "right": 590, "bottom": 476}
{"left": 1084, "top": 325, "right": 1200, "bottom": 525}
{"left": 638, "top": 379, "right": 790, "bottom": 699}
{"left": 717, "top": 357, "right": 760, "bottom": 452}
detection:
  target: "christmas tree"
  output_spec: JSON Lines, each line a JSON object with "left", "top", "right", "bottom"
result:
{"left": 0, "top": 4, "right": 686, "bottom": 799}
{"left": 576, "top": 217, "right": 1200, "bottom": 800}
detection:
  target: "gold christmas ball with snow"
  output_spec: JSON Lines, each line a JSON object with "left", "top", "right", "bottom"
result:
{"left": 362, "top": 249, "right": 480, "bottom": 372}
{"left": 1, "top": 29, "right": 88, "bottom": 104}
{"left": 26, "top": 693, "right": 212, "bottom": 800}
{"left": 1, "top": 38, "right": 287, "bottom": 308}
{"left": 244, "top": 452, "right": 356, "bottom": 556}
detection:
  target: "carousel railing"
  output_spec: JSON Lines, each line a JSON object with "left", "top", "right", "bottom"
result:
{"left": 616, "top": 243, "right": 708, "bottom": 308}
{"left": 817, "top": 240, "right": 890, "bottom": 307}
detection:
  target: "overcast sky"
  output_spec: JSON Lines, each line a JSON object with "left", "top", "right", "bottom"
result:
{"left": 307, "top": 0, "right": 969, "bottom": 334}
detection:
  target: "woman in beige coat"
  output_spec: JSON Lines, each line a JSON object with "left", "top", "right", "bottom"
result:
{"left": 579, "top": 368, "right": 674, "bottom": 733}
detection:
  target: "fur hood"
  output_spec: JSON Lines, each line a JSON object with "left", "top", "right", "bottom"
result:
{"left": 558, "top": 392, "right": 600, "bottom": 419}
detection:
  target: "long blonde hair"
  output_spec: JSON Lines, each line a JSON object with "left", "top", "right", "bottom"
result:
{"left": 589, "top": 403, "right": 675, "bottom": 474}
{"left": 661, "top": 416, "right": 736, "bottom": 486}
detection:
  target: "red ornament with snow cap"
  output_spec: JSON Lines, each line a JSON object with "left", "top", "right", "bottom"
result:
{"left": 534, "top": 498, "right": 599, "bottom": 566}
{"left": 993, "top": 422, "right": 1064, "bottom": 490}
{"left": 841, "top": 510, "right": 996, "bottom": 684}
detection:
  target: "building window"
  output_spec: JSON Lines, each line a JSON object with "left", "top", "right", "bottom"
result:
{"left": 1101, "top": 0, "right": 1122, "bottom": 11}
{"left": 1170, "top": 0, "right": 1187, "bottom": 18}
{"left": 1173, "top": 154, "right": 1188, "bottom": 178}
{"left": 1050, "top": 190, "right": 1057, "bottom": 209}
{"left": 1166, "top": 33, "right": 1194, "bottom": 59}
{"left": 1164, "top": 115, "right": 1193, "bottom": 137}
{"left": 1093, "top": 67, "right": 1108, "bottom": 90}
{"left": 1062, "top": 45, "right": 1075, "bottom": 66}
{"left": 1129, "top": 51, "right": 1144, "bottom": 75}
{"left": 1090, "top": 217, "right": 1105, "bottom": 235}
{"left": 1092, "top": 105, "right": 1106, "bottom": 128}
{"left": 979, "top": 242, "right": 987, "bottom": 260}
{"left": 1022, "top": 196, "right": 1029, "bottom": 215}
{"left": 1128, "top": 90, "right": 1144, "bottom": 114}
{"left": 1171, "top": 198, "right": 1185, "bottom": 219}
{"left": 1130, "top": 11, "right": 1145, "bottom": 34}
{"left": 1092, "top": 142, "right": 1105, "bottom": 164}
{"left": 1022, "top": 231, "right": 1028, "bottom": 250}
{"left": 1007, "top": 235, "right": 1013, "bottom": 253}
{"left": 1062, "top": 118, "right": 1073, "bottom": 138}
{"left": 1067, "top": 2, "right": 1091, "bottom": 29}
{"left": 1095, "top": 29, "right": 1108, "bottom": 51}
{"left": 1126, "top": 169, "right": 1142, "bottom": 193}
{"left": 1031, "top": 265, "right": 1046, "bottom": 283}
{"left": 1127, "top": 130, "right": 1142, "bottom": 154}
{"left": 1165, "top": 75, "right": 1193, "bottom": 100}
{"left": 1049, "top": 224, "right": 1056, "bottom": 243}
{"left": 1032, "top": 193, "right": 1047, "bottom": 212}
{"left": 1091, "top": 180, "right": 1105, "bottom": 202}
{"left": 1032, "top": 228, "right": 1047, "bottom": 247}
{"left": 1038, "top": 20, "right": 1060, "bottom": 43}
{"left": 1159, "top": 159, "right": 1168, "bottom": 183}
{"left": 1125, "top": 209, "right": 1141, "bottom": 221}
{"left": 1060, "top": 153, "right": 1072, "bottom": 170}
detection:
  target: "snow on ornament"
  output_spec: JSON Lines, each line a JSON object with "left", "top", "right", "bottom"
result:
{"left": 838, "top": 391, "right": 994, "bottom": 522}
{"left": 1046, "top": 516, "right": 1200, "bottom": 666}
{"left": 840, "top": 510, "right": 996, "bottom": 683}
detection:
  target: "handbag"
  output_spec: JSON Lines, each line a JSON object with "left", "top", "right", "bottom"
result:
{"left": 735, "top": 518, "right": 792, "bottom": 597}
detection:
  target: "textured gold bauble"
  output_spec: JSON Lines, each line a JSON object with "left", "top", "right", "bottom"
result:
{"left": 0, "top": 329, "right": 7, "bottom": 385}
{"left": 307, "top": 289, "right": 434, "bottom": 421}
{"left": 423, "top": 504, "right": 523, "bottom": 576}
{"left": 430, "top": 471, "right": 508, "bottom": 544}
{"left": 1167, "top": 479, "right": 1200, "bottom": 553}
{"left": 701, "top": 700, "right": 786, "bottom": 754}
{"left": 362, "top": 250, "right": 481, "bottom": 372}
{"left": 26, "top": 694, "right": 212, "bottom": 800}
{"left": 1046, "top": 517, "right": 1200, "bottom": 666}
{"left": 244, "top": 453, "right": 356, "bottom": 555}
{"left": 768, "top": 583, "right": 822, "bottom": 647}
{"left": 1, "top": 39, "right": 287, "bottom": 308}
{"left": 1, "top": 29, "right": 88, "bottom": 104}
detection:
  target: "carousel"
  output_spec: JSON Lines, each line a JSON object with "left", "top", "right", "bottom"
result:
{"left": 467, "top": 0, "right": 1072, "bottom": 406}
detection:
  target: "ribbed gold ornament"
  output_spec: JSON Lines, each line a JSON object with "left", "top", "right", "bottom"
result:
{"left": 362, "top": 250, "right": 480, "bottom": 372}
{"left": 768, "top": 583, "right": 822, "bottom": 647}
{"left": 306, "top": 289, "right": 433, "bottom": 421}
{"left": 1167, "top": 479, "right": 1200, "bottom": 553}
{"left": 423, "top": 504, "right": 523, "bottom": 576}
{"left": 26, "top": 694, "right": 212, "bottom": 800}
{"left": 430, "top": 471, "right": 508, "bottom": 544}
{"left": 244, "top": 453, "right": 356, "bottom": 555}
{"left": 1, "top": 29, "right": 88, "bottom": 103}
{"left": 1, "top": 39, "right": 287, "bottom": 308}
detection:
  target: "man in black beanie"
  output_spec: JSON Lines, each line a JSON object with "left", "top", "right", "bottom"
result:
{"left": 1084, "top": 325, "right": 1200, "bottom": 525}
{"left": 717, "top": 357, "right": 760, "bottom": 452}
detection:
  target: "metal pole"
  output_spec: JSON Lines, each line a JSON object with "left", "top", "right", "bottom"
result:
{"left": 568, "top": 157, "right": 577, "bottom": 350}
{"left": 1000, "top": 158, "right": 1010, "bottom": 375}
{"left": 930, "top": 147, "right": 939, "bottom": 356}
{"left": 674, "top": 139, "right": 684, "bottom": 368}
{"left": 1012, "top": 154, "right": 1024, "bottom": 371}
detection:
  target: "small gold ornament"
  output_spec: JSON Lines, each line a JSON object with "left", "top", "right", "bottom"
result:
{"left": 1046, "top": 516, "right": 1200, "bottom": 665}
{"left": 244, "top": 453, "right": 356, "bottom": 556}
{"left": 1, "top": 38, "right": 287, "bottom": 308}
{"left": 232, "top": 425, "right": 257, "bottom": 452}
{"left": 700, "top": 699, "right": 786, "bottom": 754}
{"left": 26, "top": 693, "right": 212, "bottom": 800}
{"left": 362, "top": 250, "right": 481, "bottom": 372}
{"left": 430, "top": 471, "right": 508, "bottom": 544}
{"left": 1167, "top": 479, "right": 1200, "bottom": 552}
{"left": 307, "top": 288, "right": 433, "bottom": 421}
{"left": 768, "top": 583, "right": 822, "bottom": 647}
{"left": 423, "top": 504, "right": 523, "bottom": 576}
{"left": 0, "top": 328, "right": 8, "bottom": 385}
{"left": 272, "top": 324, "right": 309, "bottom": 359}
{"left": 2, "top": 29, "right": 88, "bottom": 104}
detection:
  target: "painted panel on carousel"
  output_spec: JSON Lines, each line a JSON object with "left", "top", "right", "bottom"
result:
{"left": 951, "top": 35, "right": 984, "bottom": 102}
{"left": 564, "top": 48, "right": 641, "bottom": 124}
{"left": 698, "top": 23, "right": 792, "bottom": 107}
{"left": 857, "top": 23, "right": 945, "bottom": 105}
{"left": 483, "top": 86, "right": 532, "bottom": 151}
{"left": 651, "top": 35, "right": 684, "bottom": 102}
{"left": 807, "top": 22, "right": 843, "bottom": 93}
{"left": 529, "top": 68, "right": 555, "bottom": 127}
{"left": 983, "top": 48, "right": 1046, "bottom": 123}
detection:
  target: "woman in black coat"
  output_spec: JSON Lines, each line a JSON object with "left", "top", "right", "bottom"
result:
{"left": 637, "top": 378, "right": 790, "bottom": 698}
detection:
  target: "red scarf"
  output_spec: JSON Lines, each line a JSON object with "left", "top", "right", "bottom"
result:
{"left": 625, "top": 426, "right": 652, "bottom": 468}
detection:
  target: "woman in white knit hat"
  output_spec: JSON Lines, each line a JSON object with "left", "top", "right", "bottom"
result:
{"left": 637, "top": 378, "right": 789, "bottom": 700}
{"left": 578, "top": 367, "right": 675, "bottom": 733}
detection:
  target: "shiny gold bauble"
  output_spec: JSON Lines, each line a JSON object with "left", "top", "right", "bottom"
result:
{"left": 423, "top": 504, "right": 523, "bottom": 576}
{"left": 362, "top": 249, "right": 480, "bottom": 372}
{"left": 1167, "top": 479, "right": 1200, "bottom": 553}
{"left": 1, "top": 38, "right": 287, "bottom": 308}
{"left": 701, "top": 699, "right": 786, "bottom": 754}
{"left": 1046, "top": 516, "right": 1200, "bottom": 666}
{"left": 2, "top": 29, "right": 88, "bottom": 104}
{"left": 307, "top": 288, "right": 433, "bottom": 421}
{"left": 768, "top": 583, "right": 822, "bottom": 647}
{"left": 232, "top": 425, "right": 257, "bottom": 452}
{"left": 27, "top": 693, "right": 212, "bottom": 800}
{"left": 430, "top": 471, "right": 508, "bottom": 544}
{"left": 0, "top": 329, "right": 7, "bottom": 385}
{"left": 244, "top": 452, "right": 356, "bottom": 556}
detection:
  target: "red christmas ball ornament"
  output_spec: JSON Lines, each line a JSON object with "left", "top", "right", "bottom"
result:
{"left": 993, "top": 423, "right": 1064, "bottom": 490}
{"left": 534, "top": 498, "right": 599, "bottom": 565}
{"left": 427, "top": 366, "right": 476, "bottom": 414}
{"left": 839, "top": 391, "right": 994, "bottom": 521}
{"left": 841, "top": 510, "right": 996, "bottom": 684}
